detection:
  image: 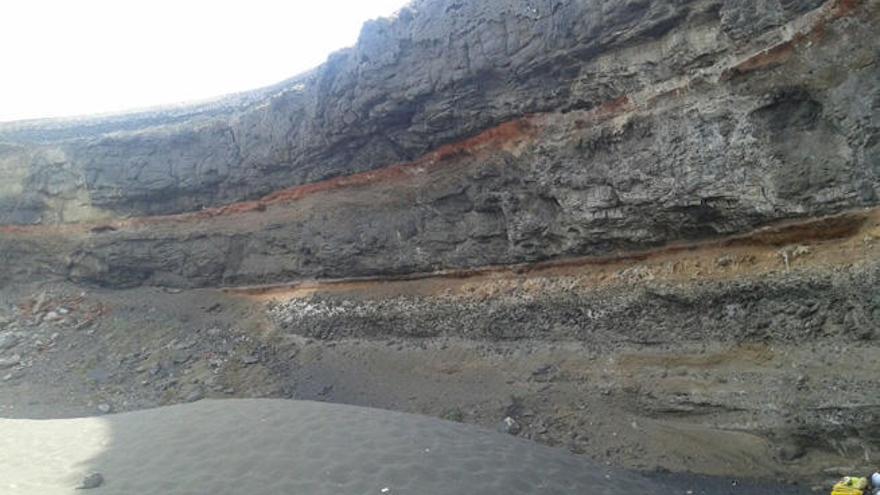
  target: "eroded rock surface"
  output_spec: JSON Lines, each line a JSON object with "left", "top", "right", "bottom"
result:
{"left": 1, "top": 0, "right": 878, "bottom": 289}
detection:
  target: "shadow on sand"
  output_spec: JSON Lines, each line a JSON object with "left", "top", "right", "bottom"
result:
{"left": 1, "top": 399, "right": 814, "bottom": 494}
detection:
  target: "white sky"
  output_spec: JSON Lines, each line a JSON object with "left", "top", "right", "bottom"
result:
{"left": 0, "top": 0, "right": 410, "bottom": 122}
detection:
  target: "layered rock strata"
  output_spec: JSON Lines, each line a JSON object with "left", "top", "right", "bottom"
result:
{"left": 1, "top": 0, "right": 878, "bottom": 288}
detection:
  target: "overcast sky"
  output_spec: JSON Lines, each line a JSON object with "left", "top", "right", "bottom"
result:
{"left": 0, "top": 0, "right": 409, "bottom": 122}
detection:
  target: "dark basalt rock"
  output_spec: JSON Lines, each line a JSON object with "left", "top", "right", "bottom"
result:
{"left": 0, "top": 0, "right": 878, "bottom": 289}
{"left": 0, "top": 0, "right": 853, "bottom": 219}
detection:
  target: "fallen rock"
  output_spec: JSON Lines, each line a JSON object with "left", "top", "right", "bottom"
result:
{"left": 184, "top": 387, "right": 204, "bottom": 403}
{"left": 442, "top": 408, "right": 465, "bottom": 423}
{"left": 97, "top": 403, "right": 113, "bottom": 414}
{"left": 497, "top": 416, "right": 521, "bottom": 436}
{"left": 76, "top": 472, "right": 104, "bottom": 490}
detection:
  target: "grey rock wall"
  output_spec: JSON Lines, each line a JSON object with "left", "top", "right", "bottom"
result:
{"left": 0, "top": 0, "right": 878, "bottom": 289}
{"left": 0, "top": 0, "right": 857, "bottom": 220}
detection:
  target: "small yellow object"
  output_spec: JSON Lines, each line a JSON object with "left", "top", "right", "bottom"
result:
{"left": 831, "top": 476, "right": 868, "bottom": 495}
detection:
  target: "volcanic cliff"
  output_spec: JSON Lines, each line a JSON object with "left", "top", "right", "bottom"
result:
{"left": 0, "top": 0, "right": 878, "bottom": 487}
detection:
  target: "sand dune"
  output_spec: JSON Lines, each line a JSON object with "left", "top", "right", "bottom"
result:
{"left": 0, "top": 399, "right": 668, "bottom": 494}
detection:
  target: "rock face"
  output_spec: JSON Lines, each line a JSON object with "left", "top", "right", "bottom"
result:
{"left": 264, "top": 255, "right": 880, "bottom": 480}
{"left": 0, "top": 0, "right": 879, "bottom": 289}
{"left": 269, "top": 263, "right": 880, "bottom": 344}
{"left": 2, "top": 2, "right": 879, "bottom": 485}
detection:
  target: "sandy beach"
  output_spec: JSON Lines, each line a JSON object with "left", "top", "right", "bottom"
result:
{"left": 0, "top": 398, "right": 818, "bottom": 494}
{"left": 1, "top": 399, "right": 670, "bottom": 494}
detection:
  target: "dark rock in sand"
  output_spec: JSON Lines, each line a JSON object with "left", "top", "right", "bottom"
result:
{"left": 497, "top": 416, "right": 522, "bottom": 436}
{"left": 76, "top": 472, "right": 104, "bottom": 490}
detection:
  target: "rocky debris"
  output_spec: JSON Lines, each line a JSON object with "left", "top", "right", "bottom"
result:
{"left": 0, "top": 287, "right": 280, "bottom": 421}
{"left": 0, "top": 272, "right": 874, "bottom": 485}
{"left": 268, "top": 262, "right": 880, "bottom": 344}
{"left": 255, "top": 256, "right": 880, "bottom": 481}
{"left": 76, "top": 472, "right": 103, "bottom": 490}
{"left": 11, "top": 291, "right": 109, "bottom": 331}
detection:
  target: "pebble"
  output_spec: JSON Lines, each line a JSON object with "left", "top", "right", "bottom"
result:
{"left": 77, "top": 472, "right": 104, "bottom": 490}
{"left": 97, "top": 403, "right": 112, "bottom": 414}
